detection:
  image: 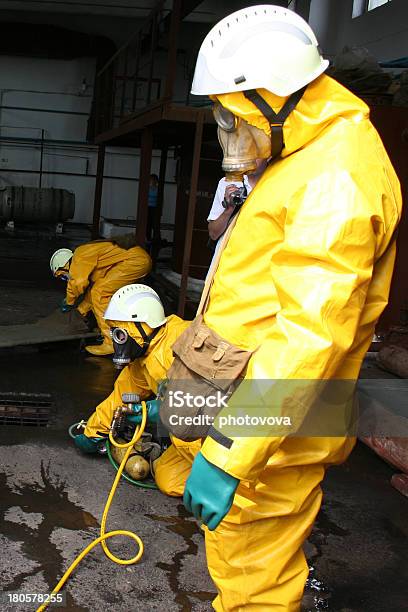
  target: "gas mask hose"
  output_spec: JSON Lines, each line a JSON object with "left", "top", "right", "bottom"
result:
{"left": 37, "top": 402, "right": 148, "bottom": 612}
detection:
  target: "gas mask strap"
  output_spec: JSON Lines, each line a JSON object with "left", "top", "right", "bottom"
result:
{"left": 243, "top": 86, "right": 307, "bottom": 159}
{"left": 134, "top": 322, "right": 161, "bottom": 350}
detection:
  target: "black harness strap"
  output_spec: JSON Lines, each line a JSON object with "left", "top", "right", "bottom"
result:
{"left": 244, "top": 85, "right": 307, "bottom": 158}
{"left": 134, "top": 321, "right": 161, "bottom": 349}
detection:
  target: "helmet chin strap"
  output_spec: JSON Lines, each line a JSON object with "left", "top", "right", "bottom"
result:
{"left": 134, "top": 321, "right": 161, "bottom": 351}
{"left": 244, "top": 85, "right": 307, "bottom": 159}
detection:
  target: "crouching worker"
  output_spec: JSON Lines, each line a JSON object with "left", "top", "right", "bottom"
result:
{"left": 73, "top": 284, "right": 190, "bottom": 461}
{"left": 50, "top": 235, "right": 151, "bottom": 356}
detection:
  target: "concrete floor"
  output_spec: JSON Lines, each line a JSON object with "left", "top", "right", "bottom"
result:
{"left": 0, "top": 230, "right": 407, "bottom": 611}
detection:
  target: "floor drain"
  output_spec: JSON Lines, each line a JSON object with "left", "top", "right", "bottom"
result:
{"left": 0, "top": 392, "right": 53, "bottom": 427}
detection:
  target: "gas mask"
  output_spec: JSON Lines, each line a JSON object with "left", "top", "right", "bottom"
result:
{"left": 111, "top": 322, "right": 160, "bottom": 370}
{"left": 213, "top": 101, "right": 271, "bottom": 181}
{"left": 213, "top": 86, "right": 307, "bottom": 181}
{"left": 55, "top": 267, "right": 71, "bottom": 282}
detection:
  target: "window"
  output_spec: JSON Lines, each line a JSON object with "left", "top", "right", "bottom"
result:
{"left": 368, "top": 0, "right": 391, "bottom": 9}
{"left": 353, "top": 0, "right": 392, "bottom": 18}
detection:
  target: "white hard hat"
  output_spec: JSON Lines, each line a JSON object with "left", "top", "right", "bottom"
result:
{"left": 104, "top": 284, "right": 166, "bottom": 328}
{"left": 191, "top": 5, "right": 329, "bottom": 97}
{"left": 50, "top": 248, "right": 73, "bottom": 275}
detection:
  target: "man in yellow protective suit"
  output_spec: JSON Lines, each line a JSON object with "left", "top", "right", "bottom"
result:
{"left": 73, "top": 283, "right": 190, "bottom": 453}
{"left": 50, "top": 236, "right": 151, "bottom": 356}
{"left": 153, "top": 5, "right": 403, "bottom": 611}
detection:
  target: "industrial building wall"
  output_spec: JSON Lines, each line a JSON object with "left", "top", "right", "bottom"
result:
{"left": 309, "top": 0, "right": 408, "bottom": 60}
{"left": 0, "top": 54, "right": 177, "bottom": 226}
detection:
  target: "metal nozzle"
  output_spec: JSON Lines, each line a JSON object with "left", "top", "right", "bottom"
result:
{"left": 111, "top": 405, "right": 134, "bottom": 437}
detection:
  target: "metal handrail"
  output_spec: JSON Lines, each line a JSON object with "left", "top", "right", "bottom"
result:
{"left": 96, "top": 0, "right": 168, "bottom": 78}
{"left": 92, "top": 0, "right": 184, "bottom": 136}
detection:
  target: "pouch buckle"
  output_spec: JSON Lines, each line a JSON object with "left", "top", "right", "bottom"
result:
{"left": 213, "top": 342, "right": 229, "bottom": 362}
{"left": 192, "top": 330, "right": 209, "bottom": 349}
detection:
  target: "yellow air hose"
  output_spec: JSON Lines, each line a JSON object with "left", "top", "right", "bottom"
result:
{"left": 36, "top": 402, "right": 148, "bottom": 612}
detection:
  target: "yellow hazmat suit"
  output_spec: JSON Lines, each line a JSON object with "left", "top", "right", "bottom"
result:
{"left": 84, "top": 315, "right": 190, "bottom": 438}
{"left": 155, "top": 74, "right": 402, "bottom": 610}
{"left": 66, "top": 241, "right": 151, "bottom": 354}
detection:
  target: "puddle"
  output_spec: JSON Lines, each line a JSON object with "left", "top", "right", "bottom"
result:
{"left": 303, "top": 504, "right": 350, "bottom": 611}
{"left": 0, "top": 462, "right": 99, "bottom": 611}
{"left": 303, "top": 566, "right": 331, "bottom": 611}
{"left": 148, "top": 504, "right": 215, "bottom": 611}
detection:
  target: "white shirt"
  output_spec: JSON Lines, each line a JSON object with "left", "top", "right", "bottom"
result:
{"left": 207, "top": 175, "right": 252, "bottom": 222}
{"left": 205, "top": 175, "right": 252, "bottom": 281}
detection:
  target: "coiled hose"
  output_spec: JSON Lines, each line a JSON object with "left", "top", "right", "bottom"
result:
{"left": 37, "top": 402, "right": 150, "bottom": 612}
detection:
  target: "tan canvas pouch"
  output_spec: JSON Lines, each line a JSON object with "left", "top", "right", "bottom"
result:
{"left": 159, "top": 315, "right": 252, "bottom": 440}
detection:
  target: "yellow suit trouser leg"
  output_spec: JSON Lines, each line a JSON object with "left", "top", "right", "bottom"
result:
{"left": 75, "top": 287, "right": 104, "bottom": 344}
{"left": 155, "top": 439, "right": 325, "bottom": 611}
{"left": 205, "top": 484, "right": 322, "bottom": 612}
{"left": 154, "top": 439, "right": 202, "bottom": 496}
{"left": 77, "top": 291, "right": 92, "bottom": 317}
{"left": 88, "top": 284, "right": 113, "bottom": 349}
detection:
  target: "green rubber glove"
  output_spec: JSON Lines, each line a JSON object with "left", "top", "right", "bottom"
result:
{"left": 126, "top": 399, "right": 161, "bottom": 425}
{"left": 60, "top": 298, "right": 74, "bottom": 313}
{"left": 74, "top": 433, "right": 104, "bottom": 454}
{"left": 183, "top": 452, "right": 239, "bottom": 530}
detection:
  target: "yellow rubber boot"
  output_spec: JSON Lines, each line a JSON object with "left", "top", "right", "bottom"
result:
{"left": 84, "top": 298, "right": 114, "bottom": 356}
{"left": 85, "top": 341, "right": 114, "bottom": 356}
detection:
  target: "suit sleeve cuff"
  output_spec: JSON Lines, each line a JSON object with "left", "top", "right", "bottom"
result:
{"left": 201, "top": 426, "right": 282, "bottom": 482}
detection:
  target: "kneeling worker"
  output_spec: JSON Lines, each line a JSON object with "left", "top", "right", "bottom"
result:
{"left": 74, "top": 283, "right": 190, "bottom": 453}
{"left": 50, "top": 236, "right": 151, "bottom": 356}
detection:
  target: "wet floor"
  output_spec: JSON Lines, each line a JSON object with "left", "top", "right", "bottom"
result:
{"left": 1, "top": 342, "right": 407, "bottom": 611}
{"left": 0, "top": 343, "right": 215, "bottom": 611}
{"left": 313, "top": 446, "right": 408, "bottom": 612}
{"left": 0, "top": 233, "right": 407, "bottom": 611}
{"left": 0, "top": 464, "right": 98, "bottom": 611}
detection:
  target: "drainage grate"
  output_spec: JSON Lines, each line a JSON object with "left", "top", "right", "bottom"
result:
{"left": 0, "top": 392, "right": 53, "bottom": 427}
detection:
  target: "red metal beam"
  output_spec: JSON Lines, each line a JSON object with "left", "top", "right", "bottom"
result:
{"left": 136, "top": 127, "right": 153, "bottom": 247}
{"left": 147, "top": 12, "right": 159, "bottom": 105}
{"left": 94, "top": 103, "right": 164, "bottom": 144}
{"left": 164, "top": 0, "right": 182, "bottom": 100}
{"left": 151, "top": 145, "right": 168, "bottom": 271}
{"left": 178, "top": 111, "right": 204, "bottom": 316}
{"left": 92, "top": 143, "right": 106, "bottom": 238}
{"left": 94, "top": 102, "right": 214, "bottom": 145}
